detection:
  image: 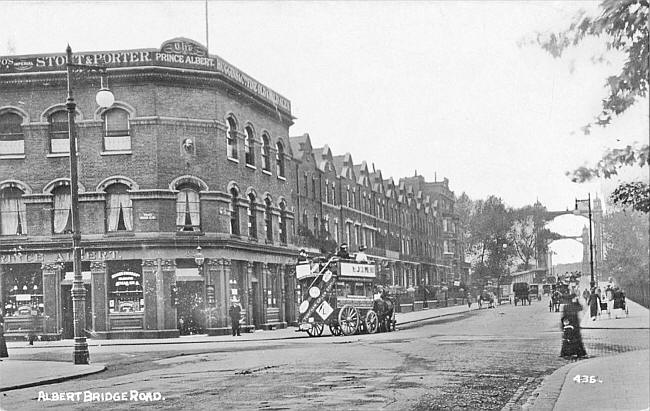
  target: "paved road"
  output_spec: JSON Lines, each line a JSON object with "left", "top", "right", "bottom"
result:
{"left": 1, "top": 299, "right": 647, "bottom": 410}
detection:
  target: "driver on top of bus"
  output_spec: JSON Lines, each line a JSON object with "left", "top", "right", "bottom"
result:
{"left": 336, "top": 243, "right": 351, "bottom": 259}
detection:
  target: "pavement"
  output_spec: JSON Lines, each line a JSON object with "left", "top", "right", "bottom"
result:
{"left": 1, "top": 299, "right": 648, "bottom": 411}
{"left": 0, "top": 302, "right": 474, "bottom": 392}
{"left": 524, "top": 298, "right": 650, "bottom": 411}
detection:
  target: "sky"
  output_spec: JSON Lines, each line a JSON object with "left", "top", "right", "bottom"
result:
{"left": 1, "top": 1, "right": 648, "bottom": 264}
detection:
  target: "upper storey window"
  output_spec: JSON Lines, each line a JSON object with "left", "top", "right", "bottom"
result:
{"left": 276, "top": 142, "right": 285, "bottom": 178}
{"left": 49, "top": 110, "right": 70, "bottom": 154}
{"left": 226, "top": 116, "right": 238, "bottom": 160}
{"left": 261, "top": 134, "right": 271, "bottom": 172}
{"left": 52, "top": 185, "right": 72, "bottom": 234}
{"left": 102, "top": 108, "right": 131, "bottom": 151}
{"left": 176, "top": 186, "right": 201, "bottom": 232}
{"left": 105, "top": 183, "right": 133, "bottom": 232}
{"left": 0, "top": 112, "right": 24, "bottom": 156}
{"left": 244, "top": 126, "right": 255, "bottom": 166}
{"left": 0, "top": 186, "right": 26, "bottom": 235}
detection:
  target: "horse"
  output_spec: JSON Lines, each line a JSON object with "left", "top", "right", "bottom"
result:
{"left": 373, "top": 295, "right": 395, "bottom": 332}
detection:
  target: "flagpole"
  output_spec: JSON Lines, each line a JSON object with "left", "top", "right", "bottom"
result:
{"left": 205, "top": 0, "right": 209, "bottom": 52}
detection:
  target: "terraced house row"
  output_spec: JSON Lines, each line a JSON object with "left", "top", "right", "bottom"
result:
{"left": 0, "top": 38, "right": 466, "bottom": 340}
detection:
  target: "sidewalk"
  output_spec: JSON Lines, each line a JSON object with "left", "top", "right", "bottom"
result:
{"left": 0, "top": 302, "right": 473, "bottom": 392}
{"left": 525, "top": 299, "right": 649, "bottom": 411}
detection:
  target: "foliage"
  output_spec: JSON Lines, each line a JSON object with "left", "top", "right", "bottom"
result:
{"left": 529, "top": 0, "right": 649, "bottom": 212}
{"left": 610, "top": 180, "right": 650, "bottom": 213}
{"left": 602, "top": 209, "right": 649, "bottom": 306}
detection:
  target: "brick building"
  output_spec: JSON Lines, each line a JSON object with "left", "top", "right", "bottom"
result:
{"left": 0, "top": 38, "right": 466, "bottom": 340}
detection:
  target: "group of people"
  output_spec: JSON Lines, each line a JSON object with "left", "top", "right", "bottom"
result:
{"left": 581, "top": 284, "right": 627, "bottom": 321}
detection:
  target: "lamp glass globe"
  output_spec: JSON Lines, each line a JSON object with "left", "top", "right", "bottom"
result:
{"left": 96, "top": 89, "right": 115, "bottom": 108}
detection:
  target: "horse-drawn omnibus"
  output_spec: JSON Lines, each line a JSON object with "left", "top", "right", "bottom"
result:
{"left": 296, "top": 256, "right": 395, "bottom": 337}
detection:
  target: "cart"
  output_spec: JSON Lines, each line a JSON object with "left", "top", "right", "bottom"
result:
{"left": 296, "top": 256, "right": 387, "bottom": 337}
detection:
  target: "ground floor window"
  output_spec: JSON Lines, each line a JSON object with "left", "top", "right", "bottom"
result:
{"left": 2, "top": 264, "right": 43, "bottom": 316}
{"left": 108, "top": 261, "right": 143, "bottom": 313}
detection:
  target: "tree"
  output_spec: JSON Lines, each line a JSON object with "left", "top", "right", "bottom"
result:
{"left": 602, "top": 209, "right": 649, "bottom": 307}
{"left": 529, "top": 0, "right": 649, "bottom": 212}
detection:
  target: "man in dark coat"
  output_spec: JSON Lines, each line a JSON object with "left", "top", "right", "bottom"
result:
{"left": 0, "top": 312, "right": 8, "bottom": 358}
{"left": 229, "top": 302, "right": 241, "bottom": 336}
{"left": 336, "top": 243, "right": 350, "bottom": 259}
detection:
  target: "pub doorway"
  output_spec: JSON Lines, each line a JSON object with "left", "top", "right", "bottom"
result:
{"left": 61, "top": 284, "right": 92, "bottom": 339}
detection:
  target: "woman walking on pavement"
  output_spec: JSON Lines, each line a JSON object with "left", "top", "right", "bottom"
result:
{"left": 560, "top": 293, "right": 587, "bottom": 360}
{"left": 587, "top": 288, "right": 601, "bottom": 321}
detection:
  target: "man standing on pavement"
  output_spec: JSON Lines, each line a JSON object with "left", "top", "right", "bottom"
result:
{"left": 229, "top": 302, "right": 242, "bottom": 336}
{"left": 0, "top": 311, "right": 8, "bottom": 359}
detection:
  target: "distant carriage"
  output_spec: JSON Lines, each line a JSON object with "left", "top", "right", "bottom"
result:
{"left": 549, "top": 282, "right": 570, "bottom": 313}
{"left": 513, "top": 282, "right": 530, "bottom": 306}
{"left": 296, "top": 256, "right": 394, "bottom": 337}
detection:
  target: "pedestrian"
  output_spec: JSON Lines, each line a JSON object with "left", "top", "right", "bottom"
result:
{"left": 560, "top": 293, "right": 587, "bottom": 360}
{"left": 0, "top": 311, "right": 8, "bottom": 359}
{"left": 587, "top": 288, "right": 601, "bottom": 321}
{"left": 229, "top": 302, "right": 241, "bottom": 336}
{"left": 467, "top": 292, "right": 472, "bottom": 309}
{"left": 605, "top": 286, "right": 614, "bottom": 318}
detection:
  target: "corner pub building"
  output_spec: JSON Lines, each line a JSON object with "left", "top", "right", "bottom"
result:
{"left": 0, "top": 38, "right": 300, "bottom": 339}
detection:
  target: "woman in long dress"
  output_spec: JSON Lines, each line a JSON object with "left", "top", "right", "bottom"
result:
{"left": 587, "top": 289, "right": 601, "bottom": 321}
{"left": 560, "top": 294, "right": 587, "bottom": 359}
{"left": 0, "top": 312, "right": 8, "bottom": 358}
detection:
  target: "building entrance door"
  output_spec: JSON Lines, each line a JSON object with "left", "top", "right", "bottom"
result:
{"left": 176, "top": 281, "right": 205, "bottom": 335}
{"left": 61, "top": 284, "right": 92, "bottom": 339}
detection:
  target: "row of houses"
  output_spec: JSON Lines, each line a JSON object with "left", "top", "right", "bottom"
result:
{"left": 0, "top": 38, "right": 466, "bottom": 339}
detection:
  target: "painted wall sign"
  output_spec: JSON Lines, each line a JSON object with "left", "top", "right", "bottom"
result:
{"left": 0, "top": 38, "right": 292, "bottom": 113}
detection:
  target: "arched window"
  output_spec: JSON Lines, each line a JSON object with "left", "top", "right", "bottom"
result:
{"left": 244, "top": 126, "right": 255, "bottom": 166}
{"left": 248, "top": 193, "right": 257, "bottom": 239}
{"left": 276, "top": 142, "right": 285, "bottom": 177}
{"left": 52, "top": 185, "right": 72, "bottom": 234}
{"left": 230, "top": 187, "right": 240, "bottom": 235}
{"left": 176, "top": 185, "right": 201, "bottom": 231}
{"left": 279, "top": 200, "right": 287, "bottom": 244}
{"left": 0, "top": 112, "right": 24, "bottom": 156}
{"left": 0, "top": 186, "right": 26, "bottom": 235}
{"left": 261, "top": 134, "right": 271, "bottom": 172}
{"left": 226, "top": 116, "right": 238, "bottom": 160}
{"left": 49, "top": 110, "right": 70, "bottom": 153}
{"left": 105, "top": 183, "right": 132, "bottom": 232}
{"left": 264, "top": 197, "right": 273, "bottom": 242}
{"left": 102, "top": 108, "right": 131, "bottom": 151}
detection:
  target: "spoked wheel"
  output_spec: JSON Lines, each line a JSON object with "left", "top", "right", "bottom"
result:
{"left": 364, "top": 310, "right": 379, "bottom": 334}
{"left": 307, "top": 322, "right": 324, "bottom": 337}
{"left": 338, "top": 305, "right": 359, "bottom": 336}
{"left": 329, "top": 322, "right": 342, "bottom": 336}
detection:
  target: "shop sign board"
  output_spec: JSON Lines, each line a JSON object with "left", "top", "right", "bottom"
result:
{"left": 0, "top": 37, "right": 291, "bottom": 113}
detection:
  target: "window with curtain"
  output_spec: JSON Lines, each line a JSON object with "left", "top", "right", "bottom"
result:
{"left": 265, "top": 197, "right": 273, "bottom": 242}
{"left": 248, "top": 193, "right": 257, "bottom": 239}
{"left": 176, "top": 186, "right": 201, "bottom": 231}
{"left": 279, "top": 201, "right": 287, "bottom": 244}
{"left": 261, "top": 134, "right": 270, "bottom": 172}
{"left": 0, "top": 112, "right": 24, "bottom": 156}
{"left": 244, "top": 126, "right": 255, "bottom": 166}
{"left": 52, "top": 185, "right": 72, "bottom": 234}
{"left": 0, "top": 186, "right": 26, "bottom": 235}
{"left": 226, "top": 117, "right": 238, "bottom": 160}
{"left": 102, "top": 108, "right": 131, "bottom": 151}
{"left": 105, "top": 183, "right": 132, "bottom": 232}
{"left": 49, "top": 110, "right": 70, "bottom": 153}
{"left": 276, "top": 142, "right": 285, "bottom": 177}
{"left": 230, "top": 187, "right": 240, "bottom": 235}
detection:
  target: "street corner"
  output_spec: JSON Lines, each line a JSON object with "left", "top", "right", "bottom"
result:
{"left": 0, "top": 360, "right": 107, "bottom": 392}
{"left": 553, "top": 350, "right": 650, "bottom": 411}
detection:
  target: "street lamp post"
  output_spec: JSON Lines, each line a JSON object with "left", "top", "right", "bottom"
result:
{"left": 575, "top": 194, "right": 595, "bottom": 290}
{"left": 66, "top": 45, "right": 114, "bottom": 364}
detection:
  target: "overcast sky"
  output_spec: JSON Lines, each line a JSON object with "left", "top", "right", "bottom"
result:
{"left": 2, "top": 1, "right": 647, "bottom": 264}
